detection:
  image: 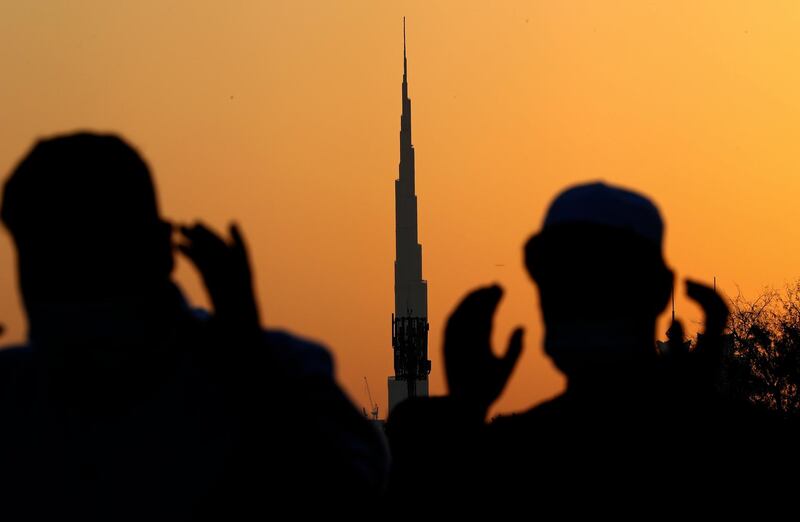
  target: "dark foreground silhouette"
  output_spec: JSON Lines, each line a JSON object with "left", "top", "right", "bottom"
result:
{"left": 0, "top": 133, "right": 388, "bottom": 519}
{"left": 386, "top": 183, "right": 796, "bottom": 512}
{"left": 2, "top": 133, "right": 798, "bottom": 516}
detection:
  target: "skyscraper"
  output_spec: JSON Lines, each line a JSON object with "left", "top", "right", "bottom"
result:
{"left": 388, "top": 18, "right": 431, "bottom": 413}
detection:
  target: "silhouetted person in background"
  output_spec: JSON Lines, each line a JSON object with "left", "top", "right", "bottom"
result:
{"left": 0, "top": 132, "right": 387, "bottom": 519}
{"left": 387, "top": 182, "right": 785, "bottom": 511}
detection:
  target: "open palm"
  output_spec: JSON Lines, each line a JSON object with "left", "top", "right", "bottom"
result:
{"left": 444, "top": 285, "right": 524, "bottom": 419}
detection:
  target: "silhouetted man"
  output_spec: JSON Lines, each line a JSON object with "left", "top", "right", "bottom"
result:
{"left": 387, "top": 182, "right": 782, "bottom": 510}
{"left": 0, "top": 133, "right": 387, "bottom": 519}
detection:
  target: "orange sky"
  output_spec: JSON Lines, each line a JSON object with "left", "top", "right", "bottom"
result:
{"left": 3, "top": 1, "right": 800, "bottom": 417}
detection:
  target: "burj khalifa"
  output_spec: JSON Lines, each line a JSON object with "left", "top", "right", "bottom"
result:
{"left": 388, "top": 19, "right": 431, "bottom": 413}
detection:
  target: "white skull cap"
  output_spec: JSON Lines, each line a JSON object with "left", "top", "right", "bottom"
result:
{"left": 542, "top": 181, "right": 663, "bottom": 247}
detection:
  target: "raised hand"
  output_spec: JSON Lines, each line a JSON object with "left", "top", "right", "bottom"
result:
{"left": 444, "top": 285, "right": 524, "bottom": 419}
{"left": 664, "top": 279, "right": 729, "bottom": 395}
{"left": 177, "top": 222, "right": 260, "bottom": 336}
{"left": 686, "top": 279, "right": 729, "bottom": 381}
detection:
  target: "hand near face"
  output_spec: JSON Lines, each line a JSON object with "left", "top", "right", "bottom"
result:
{"left": 178, "top": 222, "right": 260, "bottom": 336}
{"left": 686, "top": 279, "right": 729, "bottom": 376}
{"left": 444, "top": 285, "right": 524, "bottom": 419}
{"left": 665, "top": 279, "right": 729, "bottom": 394}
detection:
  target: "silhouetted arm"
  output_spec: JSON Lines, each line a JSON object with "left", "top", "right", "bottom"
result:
{"left": 445, "top": 285, "right": 524, "bottom": 420}
{"left": 386, "top": 285, "right": 523, "bottom": 506}
{"left": 686, "top": 279, "right": 729, "bottom": 391}
{"left": 179, "top": 222, "right": 389, "bottom": 504}
{"left": 665, "top": 279, "right": 730, "bottom": 396}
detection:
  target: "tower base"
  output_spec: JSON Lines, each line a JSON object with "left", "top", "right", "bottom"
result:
{"left": 387, "top": 376, "right": 429, "bottom": 414}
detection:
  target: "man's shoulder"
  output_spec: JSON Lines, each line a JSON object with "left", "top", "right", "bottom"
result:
{"left": 489, "top": 394, "right": 570, "bottom": 435}
{"left": 184, "top": 306, "right": 335, "bottom": 380}
{"left": 0, "top": 344, "right": 36, "bottom": 394}
{"left": 0, "top": 344, "right": 34, "bottom": 367}
{"left": 263, "top": 329, "right": 334, "bottom": 379}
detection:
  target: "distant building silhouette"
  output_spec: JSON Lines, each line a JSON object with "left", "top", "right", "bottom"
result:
{"left": 389, "top": 18, "right": 430, "bottom": 413}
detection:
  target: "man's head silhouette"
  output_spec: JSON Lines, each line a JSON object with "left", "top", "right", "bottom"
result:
{"left": 1, "top": 132, "right": 173, "bottom": 320}
{"left": 524, "top": 182, "right": 673, "bottom": 380}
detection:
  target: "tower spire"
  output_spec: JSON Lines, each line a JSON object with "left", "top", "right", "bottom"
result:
{"left": 403, "top": 17, "right": 408, "bottom": 81}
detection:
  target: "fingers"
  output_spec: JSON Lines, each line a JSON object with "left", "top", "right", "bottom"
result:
{"left": 176, "top": 236, "right": 203, "bottom": 267}
{"left": 180, "top": 222, "right": 228, "bottom": 250}
{"left": 503, "top": 327, "right": 524, "bottom": 373}
{"left": 229, "top": 222, "right": 244, "bottom": 248}
{"left": 444, "top": 285, "right": 503, "bottom": 395}
{"left": 685, "top": 279, "right": 727, "bottom": 371}
{"left": 445, "top": 284, "right": 503, "bottom": 346}
{"left": 229, "top": 222, "right": 251, "bottom": 267}
{"left": 686, "top": 279, "right": 729, "bottom": 335}
{"left": 180, "top": 222, "right": 248, "bottom": 255}
{"left": 449, "top": 285, "right": 503, "bottom": 325}
{"left": 177, "top": 222, "right": 244, "bottom": 295}
{"left": 176, "top": 243, "right": 192, "bottom": 258}
{"left": 177, "top": 222, "right": 236, "bottom": 265}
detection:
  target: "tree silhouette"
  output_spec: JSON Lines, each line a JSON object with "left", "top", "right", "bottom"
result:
{"left": 724, "top": 282, "right": 800, "bottom": 417}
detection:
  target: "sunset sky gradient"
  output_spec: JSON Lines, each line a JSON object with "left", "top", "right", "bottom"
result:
{"left": 3, "top": 1, "right": 800, "bottom": 416}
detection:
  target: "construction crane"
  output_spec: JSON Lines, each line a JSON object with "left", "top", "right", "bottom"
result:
{"left": 364, "top": 377, "right": 379, "bottom": 420}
